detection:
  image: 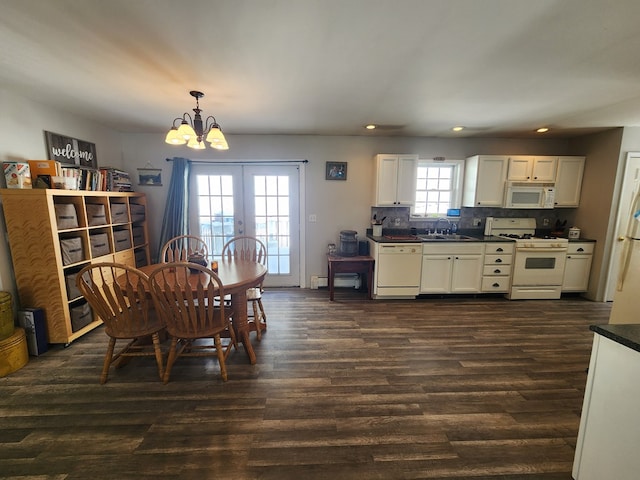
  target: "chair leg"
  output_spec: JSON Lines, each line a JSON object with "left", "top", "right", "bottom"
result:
{"left": 151, "top": 332, "right": 164, "bottom": 381}
{"left": 251, "top": 300, "right": 262, "bottom": 341}
{"left": 214, "top": 334, "right": 228, "bottom": 382}
{"left": 163, "top": 337, "right": 179, "bottom": 384}
{"left": 257, "top": 297, "right": 266, "bottom": 330}
{"left": 101, "top": 337, "right": 117, "bottom": 384}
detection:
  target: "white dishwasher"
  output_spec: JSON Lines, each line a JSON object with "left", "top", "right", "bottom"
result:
{"left": 374, "top": 243, "right": 422, "bottom": 298}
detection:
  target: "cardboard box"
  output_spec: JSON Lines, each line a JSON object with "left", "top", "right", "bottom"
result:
{"left": 17, "top": 308, "right": 48, "bottom": 356}
{"left": 28, "top": 160, "right": 60, "bottom": 179}
{"left": 3, "top": 162, "right": 32, "bottom": 189}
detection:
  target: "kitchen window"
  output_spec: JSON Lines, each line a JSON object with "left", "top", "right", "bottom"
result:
{"left": 412, "top": 159, "right": 464, "bottom": 218}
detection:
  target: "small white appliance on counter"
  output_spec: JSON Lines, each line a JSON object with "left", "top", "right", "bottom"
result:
{"left": 609, "top": 187, "right": 640, "bottom": 324}
{"left": 504, "top": 182, "right": 555, "bottom": 209}
{"left": 484, "top": 217, "right": 568, "bottom": 299}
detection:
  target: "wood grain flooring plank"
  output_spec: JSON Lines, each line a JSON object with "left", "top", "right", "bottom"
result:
{"left": 0, "top": 288, "right": 609, "bottom": 479}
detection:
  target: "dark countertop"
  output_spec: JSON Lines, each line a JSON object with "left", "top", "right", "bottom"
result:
{"left": 366, "top": 229, "right": 515, "bottom": 244}
{"left": 591, "top": 324, "right": 640, "bottom": 353}
{"left": 569, "top": 237, "right": 597, "bottom": 243}
{"left": 366, "top": 228, "right": 597, "bottom": 244}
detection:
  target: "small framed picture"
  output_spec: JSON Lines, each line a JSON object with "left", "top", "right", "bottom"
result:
{"left": 137, "top": 168, "right": 162, "bottom": 186}
{"left": 325, "top": 161, "right": 347, "bottom": 180}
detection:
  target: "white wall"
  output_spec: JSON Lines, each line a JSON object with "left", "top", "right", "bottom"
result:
{"left": 569, "top": 129, "right": 624, "bottom": 301}
{"left": 0, "top": 88, "right": 123, "bottom": 305}
{"left": 6, "top": 87, "right": 627, "bottom": 308}
{"left": 121, "top": 132, "right": 572, "bottom": 285}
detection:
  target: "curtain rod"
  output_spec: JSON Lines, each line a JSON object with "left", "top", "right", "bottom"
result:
{"left": 166, "top": 158, "right": 308, "bottom": 164}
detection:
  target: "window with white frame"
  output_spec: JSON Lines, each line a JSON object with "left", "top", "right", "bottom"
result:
{"left": 412, "top": 159, "right": 464, "bottom": 218}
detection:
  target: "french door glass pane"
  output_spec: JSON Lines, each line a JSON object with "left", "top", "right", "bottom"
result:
{"left": 196, "top": 175, "right": 235, "bottom": 256}
{"left": 255, "top": 175, "right": 290, "bottom": 275}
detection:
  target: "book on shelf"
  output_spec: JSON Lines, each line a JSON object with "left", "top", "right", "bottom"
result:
{"left": 99, "top": 167, "right": 133, "bottom": 192}
{"left": 23, "top": 163, "right": 133, "bottom": 192}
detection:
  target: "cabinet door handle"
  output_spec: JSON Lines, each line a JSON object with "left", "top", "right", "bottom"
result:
{"left": 494, "top": 269, "right": 501, "bottom": 273}
{"left": 567, "top": 255, "right": 572, "bottom": 259}
{"left": 496, "top": 247, "right": 503, "bottom": 252}
{"left": 577, "top": 247, "right": 584, "bottom": 252}
{"left": 493, "top": 283, "right": 500, "bottom": 287}
{"left": 495, "top": 258, "right": 502, "bottom": 263}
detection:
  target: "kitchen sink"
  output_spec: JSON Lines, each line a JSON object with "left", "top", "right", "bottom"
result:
{"left": 418, "top": 234, "right": 478, "bottom": 241}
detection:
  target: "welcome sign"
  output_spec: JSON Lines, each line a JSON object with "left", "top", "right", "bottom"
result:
{"left": 44, "top": 131, "right": 97, "bottom": 168}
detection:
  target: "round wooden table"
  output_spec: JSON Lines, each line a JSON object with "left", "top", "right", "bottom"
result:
{"left": 135, "top": 259, "right": 267, "bottom": 365}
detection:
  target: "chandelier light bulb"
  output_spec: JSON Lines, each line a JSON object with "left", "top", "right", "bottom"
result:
{"left": 164, "top": 127, "right": 186, "bottom": 145}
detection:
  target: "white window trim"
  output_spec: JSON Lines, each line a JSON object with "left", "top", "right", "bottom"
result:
{"left": 410, "top": 158, "right": 465, "bottom": 219}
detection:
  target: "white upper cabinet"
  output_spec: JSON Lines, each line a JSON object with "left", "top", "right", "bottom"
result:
{"left": 372, "top": 154, "right": 418, "bottom": 206}
{"left": 554, "top": 156, "right": 585, "bottom": 207}
{"left": 507, "top": 156, "right": 557, "bottom": 182}
{"left": 462, "top": 155, "right": 508, "bottom": 207}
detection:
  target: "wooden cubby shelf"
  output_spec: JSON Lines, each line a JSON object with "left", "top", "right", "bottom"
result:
{"left": 0, "top": 189, "right": 151, "bottom": 345}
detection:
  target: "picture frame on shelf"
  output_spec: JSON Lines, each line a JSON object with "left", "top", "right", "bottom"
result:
{"left": 137, "top": 168, "right": 162, "bottom": 186}
{"left": 325, "top": 161, "right": 347, "bottom": 180}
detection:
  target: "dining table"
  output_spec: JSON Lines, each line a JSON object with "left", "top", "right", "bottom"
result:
{"left": 132, "top": 259, "right": 267, "bottom": 365}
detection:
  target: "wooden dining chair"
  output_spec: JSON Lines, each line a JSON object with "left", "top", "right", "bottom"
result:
{"left": 148, "top": 262, "right": 236, "bottom": 383}
{"left": 76, "top": 262, "right": 165, "bottom": 384}
{"left": 222, "top": 235, "right": 268, "bottom": 340}
{"left": 161, "top": 235, "right": 209, "bottom": 263}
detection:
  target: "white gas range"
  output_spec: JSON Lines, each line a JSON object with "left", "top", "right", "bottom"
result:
{"left": 484, "top": 217, "right": 568, "bottom": 299}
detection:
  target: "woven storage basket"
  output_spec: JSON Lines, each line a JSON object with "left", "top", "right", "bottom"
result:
{"left": 0, "top": 291, "right": 14, "bottom": 341}
{"left": 0, "top": 327, "right": 28, "bottom": 377}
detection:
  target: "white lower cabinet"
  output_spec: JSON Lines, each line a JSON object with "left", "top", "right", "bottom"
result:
{"left": 481, "top": 242, "right": 514, "bottom": 292}
{"left": 420, "top": 243, "right": 484, "bottom": 294}
{"left": 573, "top": 332, "right": 640, "bottom": 479}
{"left": 562, "top": 242, "right": 594, "bottom": 292}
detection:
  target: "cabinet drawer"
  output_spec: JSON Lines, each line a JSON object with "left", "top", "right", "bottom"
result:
{"left": 567, "top": 243, "right": 594, "bottom": 254}
{"left": 484, "top": 254, "right": 512, "bottom": 265}
{"left": 114, "top": 249, "right": 135, "bottom": 266}
{"left": 482, "top": 264, "right": 512, "bottom": 276}
{"left": 421, "top": 243, "right": 484, "bottom": 255}
{"left": 482, "top": 276, "right": 510, "bottom": 292}
{"left": 484, "top": 243, "right": 514, "bottom": 254}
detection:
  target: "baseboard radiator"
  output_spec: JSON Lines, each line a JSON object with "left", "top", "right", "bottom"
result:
{"left": 310, "top": 274, "right": 361, "bottom": 289}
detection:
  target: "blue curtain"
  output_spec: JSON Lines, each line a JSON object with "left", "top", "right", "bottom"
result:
{"left": 157, "top": 157, "right": 190, "bottom": 262}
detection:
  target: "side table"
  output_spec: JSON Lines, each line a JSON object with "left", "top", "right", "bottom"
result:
{"left": 327, "top": 254, "right": 374, "bottom": 301}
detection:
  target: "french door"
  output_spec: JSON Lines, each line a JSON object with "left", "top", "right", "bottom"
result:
{"left": 188, "top": 163, "right": 300, "bottom": 287}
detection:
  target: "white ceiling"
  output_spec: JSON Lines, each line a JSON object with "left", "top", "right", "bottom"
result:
{"left": 2, "top": 0, "right": 640, "bottom": 139}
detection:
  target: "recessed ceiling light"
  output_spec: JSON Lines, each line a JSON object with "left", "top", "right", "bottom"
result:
{"left": 536, "top": 127, "right": 549, "bottom": 133}
{"left": 452, "top": 126, "right": 464, "bottom": 132}
{"left": 365, "top": 124, "right": 376, "bottom": 130}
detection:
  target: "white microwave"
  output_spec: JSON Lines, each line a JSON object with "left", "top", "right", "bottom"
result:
{"left": 505, "top": 182, "right": 555, "bottom": 209}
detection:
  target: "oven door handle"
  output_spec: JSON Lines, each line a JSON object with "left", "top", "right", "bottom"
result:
{"left": 516, "top": 247, "right": 568, "bottom": 253}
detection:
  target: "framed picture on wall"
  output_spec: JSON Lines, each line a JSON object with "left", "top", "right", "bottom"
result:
{"left": 137, "top": 168, "right": 162, "bottom": 186}
{"left": 325, "top": 161, "right": 347, "bottom": 180}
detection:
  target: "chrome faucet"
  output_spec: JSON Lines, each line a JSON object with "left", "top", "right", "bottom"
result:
{"left": 435, "top": 217, "right": 451, "bottom": 234}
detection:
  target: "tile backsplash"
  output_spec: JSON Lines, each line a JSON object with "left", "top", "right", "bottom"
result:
{"left": 370, "top": 206, "right": 577, "bottom": 234}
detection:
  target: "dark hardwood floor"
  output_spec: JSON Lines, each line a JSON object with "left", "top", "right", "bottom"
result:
{"left": 0, "top": 288, "right": 612, "bottom": 480}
